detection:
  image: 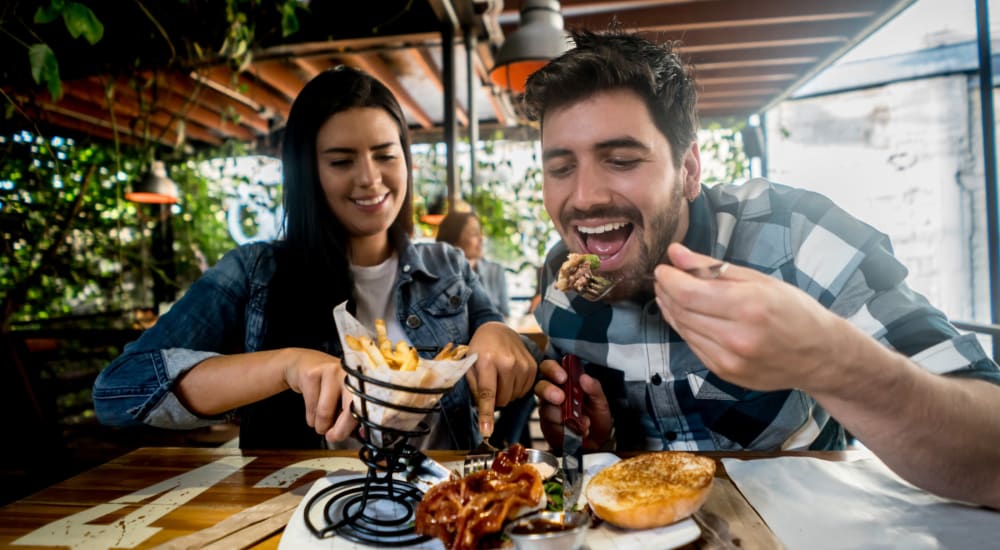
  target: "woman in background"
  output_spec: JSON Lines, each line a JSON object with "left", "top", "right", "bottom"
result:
{"left": 93, "top": 67, "right": 536, "bottom": 449}
{"left": 436, "top": 210, "right": 510, "bottom": 319}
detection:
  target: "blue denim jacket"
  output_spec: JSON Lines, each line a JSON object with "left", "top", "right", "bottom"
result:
{"left": 93, "top": 238, "right": 503, "bottom": 449}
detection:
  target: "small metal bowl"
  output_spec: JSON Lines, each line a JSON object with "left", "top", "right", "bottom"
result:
{"left": 524, "top": 448, "right": 559, "bottom": 480}
{"left": 504, "top": 510, "right": 589, "bottom": 550}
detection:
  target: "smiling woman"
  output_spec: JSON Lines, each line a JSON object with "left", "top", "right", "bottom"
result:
{"left": 92, "top": 66, "right": 538, "bottom": 452}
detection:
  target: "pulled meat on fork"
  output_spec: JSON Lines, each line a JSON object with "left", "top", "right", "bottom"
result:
{"left": 556, "top": 253, "right": 601, "bottom": 292}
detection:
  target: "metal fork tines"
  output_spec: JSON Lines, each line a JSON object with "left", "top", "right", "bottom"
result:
{"left": 579, "top": 262, "right": 729, "bottom": 302}
{"left": 462, "top": 439, "right": 499, "bottom": 476}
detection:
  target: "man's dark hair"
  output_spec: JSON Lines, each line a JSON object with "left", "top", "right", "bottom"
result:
{"left": 523, "top": 29, "right": 698, "bottom": 166}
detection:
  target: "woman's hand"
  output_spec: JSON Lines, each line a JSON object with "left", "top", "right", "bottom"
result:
{"left": 282, "top": 348, "right": 357, "bottom": 443}
{"left": 466, "top": 322, "right": 538, "bottom": 438}
{"left": 534, "top": 359, "right": 614, "bottom": 451}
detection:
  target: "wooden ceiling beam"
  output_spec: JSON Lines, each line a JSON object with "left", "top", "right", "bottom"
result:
{"left": 696, "top": 74, "right": 798, "bottom": 86}
{"left": 695, "top": 64, "right": 812, "bottom": 80}
{"left": 340, "top": 53, "right": 435, "bottom": 129}
{"left": 253, "top": 32, "right": 441, "bottom": 61}
{"left": 694, "top": 56, "right": 818, "bottom": 71}
{"left": 645, "top": 18, "right": 871, "bottom": 47}
{"left": 409, "top": 47, "right": 469, "bottom": 127}
{"left": 291, "top": 57, "right": 332, "bottom": 80}
{"left": 95, "top": 76, "right": 256, "bottom": 143}
{"left": 201, "top": 66, "right": 292, "bottom": 120}
{"left": 681, "top": 43, "right": 838, "bottom": 65}
{"left": 678, "top": 36, "right": 846, "bottom": 54}
{"left": 698, "top": 86, "right": 784, "bottom": 99}
{"left": 161, "top": 72, "right": 272, "bottom": 135}
{"left": 250, "top": 60, "right": 308, "bottom": 102}
{"left": 37, "top": 97, "right": 188, "bottom": 147}
{"left": 62, "top": 81, "right": 225, "bottom": 146}
{"left": 474, "top": 41, "right": 513, "bottom": 127}
{"left": 522, "top": 0, "right": 894, "bottom": 34}
{"left": 28, "top": 108, "right": 142, "bottom": 147}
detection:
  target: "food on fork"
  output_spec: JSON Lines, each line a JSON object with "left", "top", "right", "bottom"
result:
{"left": 585, "top": 451, "right": 715, "bottom": 530}
{"left": 415, "top": 444, "right": 544, "bottom": 550}
{"left": 556, "top": 253, "right": 609, "bottom": 292}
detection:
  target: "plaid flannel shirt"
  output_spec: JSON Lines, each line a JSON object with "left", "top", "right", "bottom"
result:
{"left": 535, "top": 178, "right": 1000, "bottom": 451}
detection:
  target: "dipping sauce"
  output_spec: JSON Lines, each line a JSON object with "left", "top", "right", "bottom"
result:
{"left": 509, "top": 519, "right": 575, "bottom": 535}
{"left": 527, "top": 461, "right": 557, "bottom": 480}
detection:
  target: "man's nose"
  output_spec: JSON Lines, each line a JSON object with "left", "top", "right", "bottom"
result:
{"left": 569, "top": 163, "right": 613, "bottom": 209}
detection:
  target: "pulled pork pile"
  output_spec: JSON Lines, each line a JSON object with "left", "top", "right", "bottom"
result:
{"left": 415, "top": 445, "right": 542, "bottom": 550}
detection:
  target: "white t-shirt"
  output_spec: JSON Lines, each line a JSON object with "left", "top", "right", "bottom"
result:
{"left": 330, "top": 253, "right": 451, "bottom": 451}
{"left": 350, "top": 253, "right": 407, "bottom": 344}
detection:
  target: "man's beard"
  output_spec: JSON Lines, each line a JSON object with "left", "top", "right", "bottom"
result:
{"left": 604, "top": 179, "right": 685, "bottom": 302}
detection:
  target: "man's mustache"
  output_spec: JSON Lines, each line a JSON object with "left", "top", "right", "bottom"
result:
{"left": 560, "top": 206, "right": 643, "bottom": 229}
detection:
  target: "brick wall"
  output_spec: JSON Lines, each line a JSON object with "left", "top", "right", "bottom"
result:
{"left": 765, "top": 75, "right": 991, "bottom": 323}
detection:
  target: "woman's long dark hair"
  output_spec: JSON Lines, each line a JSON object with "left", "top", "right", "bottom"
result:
{"left": 242, "top": 67, "right": 415, "bottom": 449}
{"left": 282, "top": 65, "right": 414, "bottom": 269}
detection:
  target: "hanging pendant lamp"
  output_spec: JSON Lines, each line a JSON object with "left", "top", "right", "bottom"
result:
{"left": 126, "top": 160, "right": 179, "bottom": 204}
{"left": 489, "top": 0, "right": 568, "bottom": 94}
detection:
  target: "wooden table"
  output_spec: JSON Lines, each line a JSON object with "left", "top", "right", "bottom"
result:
{"left": 0, "top": 447, "right": 861, "bottom": 549}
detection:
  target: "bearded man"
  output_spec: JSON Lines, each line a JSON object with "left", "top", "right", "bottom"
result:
{"left": 528, "top": 29, "right": 1000, "bottom": 510}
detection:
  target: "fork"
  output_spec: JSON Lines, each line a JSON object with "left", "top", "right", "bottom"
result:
{"left": 462, "top": 436, "right": 499, "bottom": 476}
{"left": 579, "top": 262, "right": 729, "bottom": 302}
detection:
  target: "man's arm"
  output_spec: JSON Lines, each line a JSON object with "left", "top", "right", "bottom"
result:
{"left": 813, "top": 318, "right": 1000, "bottom": 509}
{"left": 656, "top": 243, "right": 1000, "bottom": 509}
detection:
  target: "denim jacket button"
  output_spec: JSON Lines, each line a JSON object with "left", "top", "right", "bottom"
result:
{"left": 448, "top": 295, "right": 461, "bottom": 307}
{"left": 402, "top": 264, "right": 411, "bottom": 273}
{"left": 406, "top": 315, "right": 421, "bottom": 328}
{"left": 651, "top": 373, "right": 663, "bottom": 385}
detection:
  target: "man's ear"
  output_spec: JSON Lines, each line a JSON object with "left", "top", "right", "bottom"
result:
{"left": 681, "top": 141, "right": 702, "bottom": 201}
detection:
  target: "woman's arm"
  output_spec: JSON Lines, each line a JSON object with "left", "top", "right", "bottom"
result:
{"left": 175, "top": 347, "right": 357, "bottom": 442}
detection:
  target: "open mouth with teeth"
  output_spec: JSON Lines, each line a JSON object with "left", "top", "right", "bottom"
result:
{"left": 353, "top": 193, "right": 388, "bottom": 207}
{"left": 576, "top": 221, "right": 634, "bottom": 265}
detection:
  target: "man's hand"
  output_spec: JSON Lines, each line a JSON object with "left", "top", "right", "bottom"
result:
{"left": 653, "top": 243, "right": 848, "bottom": 394}
{"left": 283, "top": 348, "right": 356, "bottom": 444}
{"left": 534, "top": 358, "right": 614, "bottom": 451}
{"left": 466, "top": 322, "right": 538, "bottom": 438}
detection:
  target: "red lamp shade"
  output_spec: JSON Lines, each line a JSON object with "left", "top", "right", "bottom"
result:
{"left": 126, "top": 161, "right": 179, "bottom": 204}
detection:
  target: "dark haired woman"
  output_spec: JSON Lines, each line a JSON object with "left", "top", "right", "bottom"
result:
{"left": 94, "top": 67, "right": 537, "bottom": 450}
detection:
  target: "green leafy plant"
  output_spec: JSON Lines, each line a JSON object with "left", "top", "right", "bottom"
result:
{"left": 0, "top": 130, "right": 235, "bottom": 330}
{"left": 698, "top": 123, "right": 752, "bottom": 186}
{"left": 412, "top": 136, "right": 552, "bottom": 274}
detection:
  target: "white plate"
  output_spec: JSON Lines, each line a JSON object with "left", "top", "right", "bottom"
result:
{"left": 280, "top": 454, "right": 701, "bottom": 550}
{"left": 580, "top": 453, "right": 702, "bottom": 550}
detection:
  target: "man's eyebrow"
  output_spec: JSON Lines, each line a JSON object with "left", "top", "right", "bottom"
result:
{"left": 542, "top": 147, "right": 572, "bottom": 162}
{"left": 594, "top": 136, "right": 648, "bottom": 151}
{"left": 542, "top": 137, "right": 649, "bottom": 161}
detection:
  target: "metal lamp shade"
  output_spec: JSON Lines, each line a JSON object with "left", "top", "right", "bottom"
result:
{"left": 419, "top": 193, "right": 447, "bottom": 225}
{"left": 489, "top": 0, "right": 568, "bottom": 93}
{"left": 126, "top": 161, "right": 179, "bottom": 204}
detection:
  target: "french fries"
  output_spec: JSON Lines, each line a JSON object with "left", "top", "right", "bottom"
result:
{"left": 344, "top": 318, "right": 469, "bottom": 370}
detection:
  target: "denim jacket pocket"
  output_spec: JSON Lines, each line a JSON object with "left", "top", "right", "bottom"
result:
{"left": 422, "top": 276, "right": 473, "bottom": 316}
{"left": 409, "top": 276, "right": 471, "bottom": 343}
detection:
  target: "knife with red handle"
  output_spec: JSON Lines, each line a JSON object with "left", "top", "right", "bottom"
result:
{"left": 561, "top": 354, "right": 585, "bottom": 511}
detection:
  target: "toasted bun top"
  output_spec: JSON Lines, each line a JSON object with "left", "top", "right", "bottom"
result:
{"left": 585, "top": 451, "right": 716, "bottom": 529}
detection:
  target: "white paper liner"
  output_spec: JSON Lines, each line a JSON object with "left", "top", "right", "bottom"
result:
{"left": 333, "top": 302, "right": 476, "bottom": 442}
